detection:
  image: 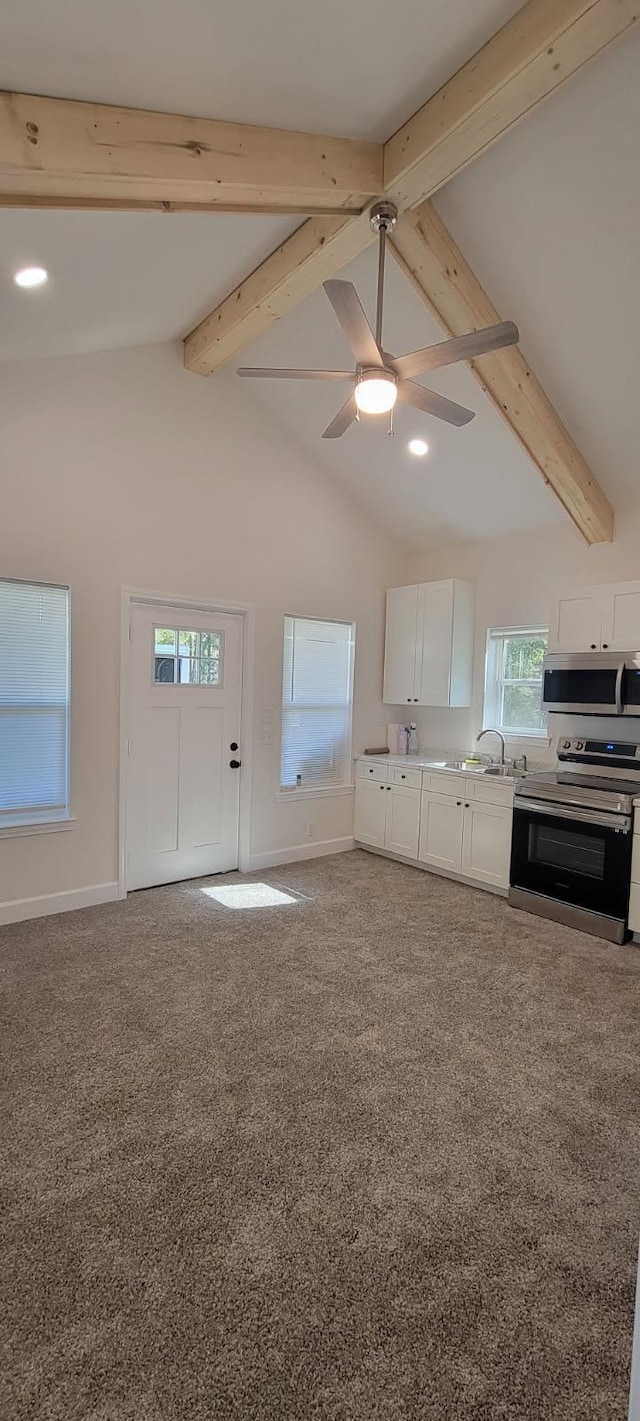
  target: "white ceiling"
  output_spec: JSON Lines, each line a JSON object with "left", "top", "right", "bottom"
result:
{"left": 0, "top": 0, "right": 637, "bottom": 548}
{"left": 0, "top": 0, "right": 521, "bottom": 138}
{"left": 0, "top": 209, "right": 297, "bottom": 360}
{"left": 241, "top": 246, "right": 562, "bottom": 547}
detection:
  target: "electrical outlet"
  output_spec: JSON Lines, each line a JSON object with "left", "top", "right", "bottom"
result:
{"left": 306, "top": 821, "right": 314, "bottom": 838}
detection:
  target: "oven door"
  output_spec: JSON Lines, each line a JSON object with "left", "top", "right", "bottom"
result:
{"left": 542, "top": 656, "right": 623, "bottom": 715}
{"left": 510, "top": 798, "right": 632, "bottom": 920}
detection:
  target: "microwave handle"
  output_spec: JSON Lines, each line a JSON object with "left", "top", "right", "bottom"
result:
{"left": 615, "top": 661, "right": 624, "bottom": 715}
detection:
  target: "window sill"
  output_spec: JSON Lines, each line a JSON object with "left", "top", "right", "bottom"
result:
{"left": 277, "top": 785, "right": 355, "bottom": 802}
{"left": 0, "top": 814, "right": 76, "bottom": 840}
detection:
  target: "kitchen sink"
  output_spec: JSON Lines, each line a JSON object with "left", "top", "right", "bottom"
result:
{"left": 483, "top": 765, "right": 515, "bottom": 777}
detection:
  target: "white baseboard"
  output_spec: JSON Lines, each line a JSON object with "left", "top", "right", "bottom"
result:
{"left": 0, "top": 881, "right": 120, "bottom": 927}
{"left": 245, "top": 837, "right": 355, "bottom": 873}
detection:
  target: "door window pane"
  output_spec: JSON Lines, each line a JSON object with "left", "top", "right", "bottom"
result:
{"left": 154, "top": 629, "right": 176, "bottom": 655}
{"left": 179, "top": 630, "right": 200, "bottom": 657}
{"left": 201, "top": 632, "right": 221, "bottom": 658}
{"left": 155, "top": 656, "right": 176, "bottom": 683}
{"left": 200, "top": 659, "right": 221, "bottom": 685}
{"left": 153, "top": 627, "right": 223, "bottom": 686}
{"left": 179, "top": 658, "right": 199, "bottom": 684}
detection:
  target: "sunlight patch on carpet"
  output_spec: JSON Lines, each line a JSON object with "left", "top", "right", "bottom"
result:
{"left": 200, "top": 882, "right": 299, "bottom": 910}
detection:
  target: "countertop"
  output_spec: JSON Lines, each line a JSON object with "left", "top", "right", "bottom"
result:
{"left": 356, "top": 752, "right": 520, "bottom": 785}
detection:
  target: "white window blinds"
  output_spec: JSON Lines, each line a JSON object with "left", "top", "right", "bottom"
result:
{"left": 281, "top": 616, "right": 355, "bottom": 790}
{"left": 0, "top": 579, "right": 70, "bottom": 824}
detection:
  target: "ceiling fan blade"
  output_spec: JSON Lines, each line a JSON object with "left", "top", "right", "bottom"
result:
{"left": 393, "top": 321, "right": 519, "bottom": 381}
{"left": 323, "top": 280, "right": 383, "bottom": 368}
{"left": 399, "top": 381, "right": 475, "bottom": 427}
{"left": 237, "top": 367, "right": 355, "bottom": 380}
{"left": 322, "top": 394, "right": 358, "bottom": 439}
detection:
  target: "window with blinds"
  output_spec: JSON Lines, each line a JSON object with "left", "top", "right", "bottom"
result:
{"left": 0, "top": 579, "right": 70, "bottom": 826}
{"left": 281, "top": 616, "right": 355, "bottom": 791}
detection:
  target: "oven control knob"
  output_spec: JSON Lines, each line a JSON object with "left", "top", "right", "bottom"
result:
{"left": 562, "top": 739, "right": 571, "bottom": 749}
{"left": 575, "top": 741, "right": 584, "bottom": 751}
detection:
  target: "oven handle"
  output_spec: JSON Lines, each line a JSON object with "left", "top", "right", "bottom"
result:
{"left": 615, "top": 660, "right": 624, "bottom": 715}
{"left": 515, "top": 797, "right": 632, "bottom": 832}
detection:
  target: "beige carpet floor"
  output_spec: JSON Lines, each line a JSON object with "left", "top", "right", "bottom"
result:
{"left": 1, "top": 849, "right": 640, "bottom": 1420}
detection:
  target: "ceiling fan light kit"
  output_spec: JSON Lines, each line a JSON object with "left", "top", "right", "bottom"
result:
{"left": 237, "top": 200, "right": 519, "bottom": 441}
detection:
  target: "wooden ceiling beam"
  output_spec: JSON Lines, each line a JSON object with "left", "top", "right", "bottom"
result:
{"left": 390, "top": 203, "right": 614, "bottom": 545}
{"left": 384, "top": 0, "right": 640, "bottom": 209}
{"left": 0, "top": 92, "right": 382, "bottom": 212}
{"left": 186, "top": 0, "right": 639, "bottom": 377}
{"left": 184, "top": 210, "right": 375, "bottom": 375}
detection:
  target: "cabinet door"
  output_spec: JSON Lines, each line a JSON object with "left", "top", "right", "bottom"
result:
{"left": 383, "top": 585, "right": 419, "bottom": 704}
{"left": 418, "top": 790, "right": 464, "bottom": 872}
{"left": 601, "top": 584, "right": 640, "bottom": 651}
{"left": 385, "top": 785, "right": 420, "bottom": 859}
{"left": 354, "top": 778, "right": 388, "bottom": 848}
{"left": 549, "top": 593, "right": 601, "bottom": 651}
{"left": 416, "top": 580, "right": 453, "bottom": 706}
{"left": 461, "top": 801, "right": 512, "bottom": 889}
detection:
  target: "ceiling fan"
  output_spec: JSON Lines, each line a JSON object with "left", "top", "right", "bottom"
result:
{"left": 238, "top": 201, "right": 519, "bottom": 440}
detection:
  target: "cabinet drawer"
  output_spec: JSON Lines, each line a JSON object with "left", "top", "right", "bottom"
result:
{"left": 629, "top": 880, "right": 640, "bottom": 933}
{"left": 390, "top": 765, "right": 423, "bottom": 789}
{"left": 425, "top": 771, "right": 464, "bottom": 796}
{"left": 465, "top": 776, "right": 514, "bottom": 808}
{"left": 357, "top": 760, "right": 389, "bottom": 783}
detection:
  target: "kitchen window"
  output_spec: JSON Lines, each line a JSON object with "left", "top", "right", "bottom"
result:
{"left": 0, "top": 578, "right": 71, "bottom": 829}
{"left": 280, "top": 616, "right": 355, "bottom": 792}
{"left": 483, "top": 625, "right": 548, "bottom": 739}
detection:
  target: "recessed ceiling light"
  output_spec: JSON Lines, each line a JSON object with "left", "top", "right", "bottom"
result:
{"left": 408, "top": 437, "right": 429, "bottom": 457}
{"left": 13, "top": 266, "right": 48, "bottom": 289}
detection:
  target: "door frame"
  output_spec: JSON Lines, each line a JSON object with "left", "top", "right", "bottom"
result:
{"left": 118, "top": 586, "right": 255, "bottom": 898}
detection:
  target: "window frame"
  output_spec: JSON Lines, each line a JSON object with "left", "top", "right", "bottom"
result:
{"left": 483, "top": 624, "right": 549, "bottom": 744}
{"left": 278, "top": 614, "right": 356, "bottom": 798}
{"left": 152, "top": 625, "right": 224, "bottom": 687}
{"left": 0, "top": 576, "right": 73, "bottom": 835}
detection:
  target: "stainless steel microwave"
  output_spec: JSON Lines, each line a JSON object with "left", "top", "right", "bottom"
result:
{"left": 542, "top": 652, "right": 640, "bottom": 716}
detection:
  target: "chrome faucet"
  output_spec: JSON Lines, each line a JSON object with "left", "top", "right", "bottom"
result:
{"left": 476, "top": 728, "right": 506, "bottom": 765}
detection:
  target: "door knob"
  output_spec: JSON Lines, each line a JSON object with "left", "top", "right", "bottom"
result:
{"left": 229, "top": 759, "right": 241, "bottom": 769}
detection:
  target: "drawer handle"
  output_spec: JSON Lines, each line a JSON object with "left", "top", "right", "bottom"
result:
{"left": 465, "top": 803, "right": 469, "bottom": 809}
{"left": 457, "top": 800, "right": 462, "bottom": 806}
{"left": 401, "top": 773, "right": 406, "bottom": 779}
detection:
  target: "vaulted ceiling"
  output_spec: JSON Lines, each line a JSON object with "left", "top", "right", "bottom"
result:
{"left": 1, "top": 0, "right": 638, "bottom": 550}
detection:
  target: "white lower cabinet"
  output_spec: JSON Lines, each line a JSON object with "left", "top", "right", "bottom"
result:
{"left": 386, "top": 785, "right": 421, "bottom": 858}
{"left": 460, "top": 799, "right": 513, "bottom": 889}
{"left": 354, "top": 778, "right": 388, "bottom": 848}
{"left": 354, "top": 761, "right": 513, "bottom": 895}
{"left": 419, "top": 790, "right": 464, "bottom": 872}
{"left": 354, "top": 778, "right": 420, "bottom": 856}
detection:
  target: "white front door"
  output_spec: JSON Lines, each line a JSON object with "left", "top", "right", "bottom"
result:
{"left": 126, "top": 601, "right": 243, "bottom": 890}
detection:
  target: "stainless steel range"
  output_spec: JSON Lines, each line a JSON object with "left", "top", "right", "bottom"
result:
{"left": 509, "top": 737, "right": 640, "bottom": 943}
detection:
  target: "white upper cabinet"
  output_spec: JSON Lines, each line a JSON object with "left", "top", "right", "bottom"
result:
{"left": 602, "top": 585, "right": 640, "bottom": 651}
{"left": 549, "top": 593, "right": 602, "bottom": 653}
{"left": 382, "top": 583, "right": 420, "bottom": 705}
{"left": 383, "top": 579, "right": 474, "bottom": 707}
{"left": 549, "top": 581, "right": 640, "bottom": 653}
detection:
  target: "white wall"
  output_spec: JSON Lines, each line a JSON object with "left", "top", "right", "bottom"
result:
{"left": 0, "top": 342, "right": 402, "bottom": 912}
{"left": 398, "top": 513, "right": 640, "bottom": 762}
